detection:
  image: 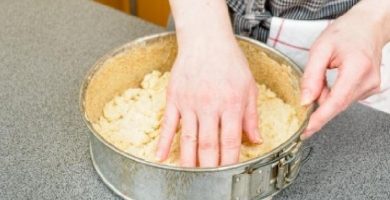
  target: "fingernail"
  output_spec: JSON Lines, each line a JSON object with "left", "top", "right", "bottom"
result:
{"left": 301, "top": 89, "right": 312, "bottom": 106}
{"left": 155, "top": 150, "right": 164, "bottom": 161}
{"left": 254, "top": 130, "right": 263, "bottom": 144}
{"left": 301, "top": 128, "right": 313, "bottom": 140}
{"left": 300, "top": 133, "right": 309, "bottom": 140}
{"left": 301, "top": 127, "right": 315, "bottom": 140}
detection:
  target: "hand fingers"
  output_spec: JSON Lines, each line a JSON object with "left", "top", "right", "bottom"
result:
{"left": 198, "top": 113, "right": 219, "bottom": 167}
{"left": 220, "top": 111, "right": 243, "bottom": 166}
{"left": 318, "top": 83, "right": 330, "bottom": 105}
{"left": 301, "top": 63, "right": 359, "bottom": 140}
{"left": 243, "top": 87, "right": 262, "bottom": 143}
{"left": 179, "top": 111, "right": 198, "bottom": 167}
{"left": 301, "top": 43, "right": 333, "bottom": 105}
{"left": 156, "top": 102, "right": 179, "bottom": 161}
{"left": 301, "top": 85, "right": 329, "bottom": 139}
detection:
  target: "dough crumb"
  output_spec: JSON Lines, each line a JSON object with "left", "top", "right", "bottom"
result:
{"left": 93, "top": 71, "right": 299, "bottom": 166}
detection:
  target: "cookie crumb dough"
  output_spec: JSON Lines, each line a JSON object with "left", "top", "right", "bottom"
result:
{"left": 92, "top": 71, "right": 299, "bottom": 166}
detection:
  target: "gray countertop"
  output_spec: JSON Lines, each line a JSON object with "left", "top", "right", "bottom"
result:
{"left": 1, "top": 0, "right": 389, "bottom": 199}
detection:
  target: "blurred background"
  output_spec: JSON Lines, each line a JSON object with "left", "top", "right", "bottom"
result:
{"left": 95, "top": 0, "right": 171, "bottom": 27}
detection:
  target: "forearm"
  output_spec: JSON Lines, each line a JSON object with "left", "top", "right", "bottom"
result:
{"left": 169, "top": 0, "right": 235, "bottom": 50}
{"left": 350, "top": 0, "right": 390, "bottom": 45}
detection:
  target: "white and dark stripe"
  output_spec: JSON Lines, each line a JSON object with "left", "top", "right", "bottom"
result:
{"left": 227, "top": 0, "right": 360, "bottom": 42}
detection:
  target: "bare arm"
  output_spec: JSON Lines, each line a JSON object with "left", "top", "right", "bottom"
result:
{"left": 171, "top": 0, "right": 235, "bottom": 48}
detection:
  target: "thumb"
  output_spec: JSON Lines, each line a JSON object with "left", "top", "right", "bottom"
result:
{"left": 301, "top": 43, "right": 333, "bottom": 105}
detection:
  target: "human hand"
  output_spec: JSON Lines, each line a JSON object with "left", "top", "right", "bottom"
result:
{"left": 155, "top": 36, "right": 262, "bottom": 167}
{"left": 300, "top": 1, "right": 390, "bottom": 139}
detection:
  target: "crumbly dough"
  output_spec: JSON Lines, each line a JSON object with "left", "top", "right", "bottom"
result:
{"left": 93, "top": 71, "right": 299, "bottom": 166}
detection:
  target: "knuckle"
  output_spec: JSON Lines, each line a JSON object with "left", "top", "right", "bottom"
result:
{"left": 224, "top": 93, "right": 245, "bottom": 111}
{"left": 362, "top": 59, "right": 372, "bottom": 69}
{"left": 161, "top": 120, "right": 169, "bottom": 130}
{"left": 306, "top": 71, "right": 322, "bottom": 81}
{"left": 224, "top": 98, "right": 243, "bottom": 110}
{"left": 197, "top": 108, "right": 218, "bottom": 117}
{"left": 337, "top": 100, "right": 349, "bottom": 112}
{"left": 365, "top": 85, "right": 381, "bottom": 97}
{"left": 310, "top": 41, "right": 330, "bottom": 55}
{"left": 301, "top": 74, "right": 321, "bottom": 88}
{"left": 159, "top": 132, "right": 171, "bottom": 143}
{"left": 177, "top": 96, "right": 193, "bottom": 111}
{"left": 162, "top": 116, "right": 170, "bottom": 126}
{"left": 360, "top": 61, "right": 372, "bottom": 74}
{"left": 309, "top": 124, "right": 322, "bottom": 133}
{"left": 372, "top": 86, "right": 381, "bottom": 94}
{"left": 351, "top": 54, "right": 373, "bottom": 74}
{"left": 229, "top": 93, "right": 242, "bottom": 103}
{"left": 245, "top": 108, "right": 258, "bottom": 120}
{"left": 180, "top": 132, "right": 197, "bottom": 144}
{"left": 166, "top": 87, "right": 176, "bottom": 98}
{"left": 309, "top": 42, "right": 321, "bottom": 53}
{"left": 328, "top": 93, "right": 349, "bottom": 111}
{"left": 371, "top": 76, "right": 381, "bottom": 90}
{"left": 221, "top": 136, "right": 241, "bottom": 150}
{"left": 310, "top": 115, "right": 326, "bottom": 131}
{"left": 333, "top": 99, "right": 348, "bottom": 112}
{"left": 199, "top": 139, "right": 218, "bottom": 151}
{"left": 161, "top": 118, "right": 175, "bottom": 132}
{"left": 196, "top": 89, "right": 212, "bottom": 103}
{"left": 357, "top": 69, "right": 381, "bottom": 97}
{"left": 308, "top": 46, "right": 318, "bottom": 56}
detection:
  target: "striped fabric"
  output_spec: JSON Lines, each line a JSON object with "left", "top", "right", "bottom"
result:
{"left": 227, "top": 0, "right": 360, "bottom": 42}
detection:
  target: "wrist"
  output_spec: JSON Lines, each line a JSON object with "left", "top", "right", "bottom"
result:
{"left": 176, "top": 28, "right": 236, "bottom": 52}
{"left": 175, "top": 18, "right": 236, "bottom": 52}
{"left": 379, "top": 2, "right": 390, "bottom": 44}
{"left": 177, "top": 35, "right": 239, "bottom": 58}
{"left": 353, "top": 0, "right": 390, "bottom": 45}
{"left": 170, "top": 0, "right": 236, "bottom": 52}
